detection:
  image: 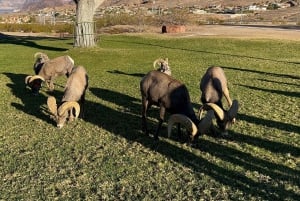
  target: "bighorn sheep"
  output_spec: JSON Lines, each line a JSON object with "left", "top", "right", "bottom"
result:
{"left": 47, "top": 66, "right": 88, "bottom": 128}
{"left": 198, "top": 66, "right": 239, "bottom": 134}
{"left": 140, "top": 70, "right": 214, "bottom": 141}
{"left": 153, "top": 58, "right": 171, "bottom": 75}
{"left": 25, "top": 52, "right": 74, "bottom": 94}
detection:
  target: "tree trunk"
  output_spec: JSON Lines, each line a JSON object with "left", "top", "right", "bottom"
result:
{"left": 73, "top": 0, "right": 105, "bottom": 47}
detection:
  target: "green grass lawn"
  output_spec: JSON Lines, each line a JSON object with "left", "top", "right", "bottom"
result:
{"left": 0, "top": 32, "right": 299, "bottom": 200}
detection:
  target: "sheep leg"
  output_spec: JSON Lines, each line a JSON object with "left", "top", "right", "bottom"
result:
{"left": 154, "top": 119, "right": 163, "bottom": 140}
{"left": 79, "top": 93, "right": 85, "bottom": 118}
{"left": 154, "top": 106, "right": 166, "bottom": 140}
{"left": 177, "top": 123, "right": 182, "bottom": 139}
{"left": 141, "top": 98, "right": 149, "bottom": 135}
{"left": 45, "top": 80, "right": 50, "bottom": 89}
{"left": 198, "top": 105, "right": 204, "bottom": 119}
{"left": 49, "top": 77, "right": 55, "bottom": 91}
{"left": 68, "top": 109, "right": 74, "bottom": 122}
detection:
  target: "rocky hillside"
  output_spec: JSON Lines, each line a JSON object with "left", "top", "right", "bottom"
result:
{"left": 22, "top": 0, "right": 73, "bottom": 10}
{"left": 101, "top": 0, "right": 286, "bottom": 7}
{"left": 0, "top": 0, "right": 73, "bottom": 12}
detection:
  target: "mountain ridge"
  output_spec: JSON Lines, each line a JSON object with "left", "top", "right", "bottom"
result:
{"left": 0, "top": 0, "right": 289, "bottom": 12}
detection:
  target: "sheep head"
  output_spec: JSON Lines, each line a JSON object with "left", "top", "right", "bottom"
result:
{"left": 202, "top": 100, "right": 239, "bottom": 134}
{"left": 33, "top": 52, "right": 49, "bottom": 74}
{"left": 47, "top": 96, "right": 80, "bottom": 129}
{"left": 25, "top": 75, "right": 45, "bottom": 95}
{"left": 167, "top": 110, "right": 215, "bottom": 141}
{"left": 34, "top": 52, "right": 49, "bottom": 64}
{"left": 153, "top": 58, "right": 171, "bottom": 75}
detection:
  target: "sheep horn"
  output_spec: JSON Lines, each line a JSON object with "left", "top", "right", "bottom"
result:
{"left": 34, "top": 52, "right": 44, "bottom": 58}
{"left": 197, "top": 110, "right": 215, "bottom": 134}
{"left": 47, "top": 96, "right": 57, "bottom": 116}
{"left": 153, "top": 58, "right": 165, "bottom": 69}
{"left": 58, "top": 101, "right": 80, "bottom": 118}
{"left": 34, "top": 52, "right": 48, "bottom": 58}
{"left": 28, "top": 75, "right": 45, "bottom": 83}
{"left": 167, "top": 114, "right": 198, "bottom": 138}
{"left": 228, "top": 100, "right": 239, "bottom": 121}
{"left": 202, "top": 103, "right": 225, "bottom": 120}
{"left": 25, "top": 75, "right": 32, "bottom": 84}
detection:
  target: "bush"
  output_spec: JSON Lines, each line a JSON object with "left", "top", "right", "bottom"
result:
{"left": 0, "top": 23, "right": 74, "bottom": 34}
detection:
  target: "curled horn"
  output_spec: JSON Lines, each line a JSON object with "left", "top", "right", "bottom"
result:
{"left": 34, "top": 52, "right": 46, "bottom": 58}
{"left": 167, "top": 114, "right": 198, "bottom": 138}
{"left": 202, "top": 103, "right": 225, "bottom": 120}
{"left": 34, "top": 52, "right": 49, "bottom": 61}
{"left": 228, "top": 100, "right": 239, "bottom": 121}
{"left": 47, "top": 96, "right": 58, "bottom": 116}
{"left": 34, "top": 52, "right": 44, "bottom": 58}
{"left": 58, "top": 101, "right": 80, "bottom": 118}
{"left": 153, "top": 58, "right": 165, "bottom": 69}
{"left": 28, "top": 75, "right": 45, "bottom": 83}
{"left": 25, "top": 75, "right": 32, "bottom": 84}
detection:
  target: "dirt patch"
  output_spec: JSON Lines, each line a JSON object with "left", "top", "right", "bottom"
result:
{"left": 3, "top": 25, "right": 300, "bottom": 41}
{"left": 183, "top": 25, "right": 300, "bottom": 41}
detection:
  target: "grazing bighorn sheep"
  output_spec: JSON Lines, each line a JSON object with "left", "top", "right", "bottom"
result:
{"left": 25, "top": 52, "right": 74, "bottom": 94}
{"left": 140, "top": 70, "right": 214, "bottom": 141}
{"left": 47, "top": 66, "right": 88, "bottom": 128}
{"left": 198, "top": 66, "right": 239, "bottom": 134}
{"left": 153, "top": 58, "right": 171, "bottom": 75}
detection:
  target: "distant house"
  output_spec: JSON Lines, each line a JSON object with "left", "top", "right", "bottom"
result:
{"left": 248, "top": 5, "right": 267, "bottom": 11}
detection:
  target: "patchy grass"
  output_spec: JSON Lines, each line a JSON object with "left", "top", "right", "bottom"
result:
{"left": 0, "top": 32, "right": 299, "bottom": 200}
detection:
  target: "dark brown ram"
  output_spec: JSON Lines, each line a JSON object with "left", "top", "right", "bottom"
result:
{"left": 140, "top": 70, "right": 213, "bottom": 140}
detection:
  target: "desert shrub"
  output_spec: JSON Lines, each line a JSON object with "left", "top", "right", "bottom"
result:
{"left": 0, "top": 23, "right": 73, "bottom": 33}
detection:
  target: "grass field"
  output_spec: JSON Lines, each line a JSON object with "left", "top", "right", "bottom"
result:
{"left": 0, "top": 32, "right": 299, "bottom": 200}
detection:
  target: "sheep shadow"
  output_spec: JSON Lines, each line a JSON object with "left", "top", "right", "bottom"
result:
{"left": 88, "top": 87, "right": 167, "bottom": 138}
{"left": 3, "top": 72, "right": 57, "bottom": 126}
{"left": 86, "top": 87, "right": 299, "bottom": 200}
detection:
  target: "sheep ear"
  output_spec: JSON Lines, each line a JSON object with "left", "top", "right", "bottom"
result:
{"left": 228, "top": 100, "right": 239, "bottom": 121}
{"left": 197, "top": 110, "right": 214, "bottom": 134}
{"left": 47, "top": 96, "right": 57, "bottom": 116}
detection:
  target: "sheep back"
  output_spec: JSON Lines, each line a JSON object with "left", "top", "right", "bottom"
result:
{"left": 39, "top": 55, "right": 74, "bottom": 79}
{"left": 200, "top": 66, "right": 227, "bottom": 104}
{"left": 62, "top": 66, "right": 88, "bottom": 102}
{"left": 141, "top": 71, "right": 194, "bottom": 116}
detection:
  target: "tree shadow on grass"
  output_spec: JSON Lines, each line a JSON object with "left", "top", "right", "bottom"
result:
{"left": 222, "top": 66, "right": 300, "bottom": 80}
{"left": 239, "top": 84, "right": 300, "bottom": 98}
{"left": 0, "top": 33, "right": 69, "bottom": 52}
{"left": 257, "top": 78, "right": 300, "bottom": 87}
{"left": 232, "top": 130, "right": 300, "bottom": 157}
{"left": 103, "top": 37, "right": 300, "bottom": 67}
{"left": 87, "top": 87, "right": 299, "bottom": 200}
{"left": 238, "top": 112, "right": 300, "bottom": 135}
{"left": 107, "top": 69, "right": 145, "bottom": 78}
